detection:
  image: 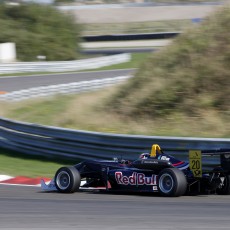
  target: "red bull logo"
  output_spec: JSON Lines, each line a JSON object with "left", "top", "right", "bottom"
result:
{"left": 115, "top": 172, "right": 157, "bottom": 186}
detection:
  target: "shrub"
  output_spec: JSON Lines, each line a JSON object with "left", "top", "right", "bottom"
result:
{"left": 0, "top": 4, "right": 81, "bottom": 61}
{"left": 107, "top": 6, "right": 230, "bottom": 118}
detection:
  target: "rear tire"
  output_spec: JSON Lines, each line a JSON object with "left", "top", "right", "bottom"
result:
{"left": 54, "top": 166, "right": 81, "bottom": 193}
{"left": 158, "top": 168, "right": 187, "bottom": 197}
{"left": 216, "top": 174, "right": 230, "bottom": 195}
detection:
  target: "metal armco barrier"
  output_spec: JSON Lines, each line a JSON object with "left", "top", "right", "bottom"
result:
{"left": 0, "top": 117, "right": 229, "bottom": 169}
{"left": 0, "top": 76, "right": 130, "bottom": 101}
{"left": 0, "top": 53, "right": 130, "bottom": 74}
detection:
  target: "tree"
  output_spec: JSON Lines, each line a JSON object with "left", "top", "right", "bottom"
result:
{"left": 0, "top": 4, "right": 81, "bottom": 61}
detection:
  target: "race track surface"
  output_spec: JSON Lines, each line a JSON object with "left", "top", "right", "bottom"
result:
{"left": 1, "top": 184, "right": 230, "bottom": 230}
{"left": 0, "top": 69, "right": 134, "bottom": 92}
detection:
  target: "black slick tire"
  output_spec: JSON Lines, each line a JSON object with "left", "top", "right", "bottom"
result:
{"left": 158, "top": 168, "right": 187, "bottom": 197}
{"left": 54, "top": 166, "right": 81, "bottom": 193}
{"left": 216, "top": 174, "right": 230, "bottom": 195}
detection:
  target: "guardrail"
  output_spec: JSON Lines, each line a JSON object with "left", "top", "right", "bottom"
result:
{"left": 0, "top": 76, "right": 130, "bottom": 101}
{"left": 83, "top": 32, "right": 180, "bottom": 42}
{"left": 0, "top": 117, "right": 229, "bottom": 169}
{"left": 0, "top": 53, "right": 130, "bottom": 74}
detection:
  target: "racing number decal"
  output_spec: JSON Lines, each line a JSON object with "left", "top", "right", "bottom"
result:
{"left": 189, "top": 150, "right": 202, "bottom": 178}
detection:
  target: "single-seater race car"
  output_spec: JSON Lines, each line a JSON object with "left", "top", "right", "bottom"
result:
{"left": 41, "top": 144, "right": 230, "bottom": 197}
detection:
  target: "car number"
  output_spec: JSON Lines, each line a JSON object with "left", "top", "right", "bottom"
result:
{"left": 189, "top": 150, "right": 202, "bottom": 178}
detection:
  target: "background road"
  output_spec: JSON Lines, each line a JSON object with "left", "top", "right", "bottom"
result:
{"left": 0, "top": 69, "right": 134, "bottom": 92}
{"left": 68, "top": 4, "right": 223, "bottom": 23}
{"left": 0, "top": 185, "right": 230, "bottom": 230}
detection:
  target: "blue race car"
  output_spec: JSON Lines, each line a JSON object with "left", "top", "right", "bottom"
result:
{"left": 41, "top": 144, "right": 230, "bottom": 197}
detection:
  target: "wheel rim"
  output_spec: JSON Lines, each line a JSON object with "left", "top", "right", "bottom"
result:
{"left": 159, "top": 173, "right": 174, "bottom": 194}
{"left": 56, "top": 171, "right": 71, "bottom": 190}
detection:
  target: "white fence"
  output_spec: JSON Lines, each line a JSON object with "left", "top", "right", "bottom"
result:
{"left": 0, "top": 53, "right": 130, "bottom": 74}
{"left": 0, "top": 76, "right": 131, "bottom": 101}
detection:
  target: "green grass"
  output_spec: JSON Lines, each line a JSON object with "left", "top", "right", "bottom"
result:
{"left": 8, "top": 96, "right": 71, "bottom": 124}
{"left": 1, "top": 87, "right": 229, "bottom": 138}
{"left": 0, "top": 148, "right": 76, "bottom": 178}
{"left": 87, "top": 53, "right": 151, "bottom": 71}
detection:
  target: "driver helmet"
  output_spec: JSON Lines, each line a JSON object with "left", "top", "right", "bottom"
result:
{"left": 139, "top": 153, "right": 150, "bottom": 159}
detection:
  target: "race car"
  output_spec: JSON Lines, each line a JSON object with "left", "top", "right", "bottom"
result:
{"left": 41, "top": 144, "right": 230, "bottom": 197}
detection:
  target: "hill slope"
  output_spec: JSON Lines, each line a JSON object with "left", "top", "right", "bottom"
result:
{"left": 107, "top": 6, "right": 230, "bottom": 120}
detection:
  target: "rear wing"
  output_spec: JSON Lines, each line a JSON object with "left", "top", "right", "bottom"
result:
{"left": 189, "top": 149, "right": 230, "bottom": 178}
{"left": 200, "top": 149, "right": 230, "bottom": 156}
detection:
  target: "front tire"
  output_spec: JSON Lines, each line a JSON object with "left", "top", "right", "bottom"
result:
{"left": 158, "top": 168, "right": 187, "bottom": 197}
{"left": 54, "top": 166, "right": 81, "bottom": 193}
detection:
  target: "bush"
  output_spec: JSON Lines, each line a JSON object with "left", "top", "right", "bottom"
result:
{"left": 107, "top": 6, "right": 230, "bottom": 118}
{"left": 0, "top": 4, "right": 81, "bottom": 61}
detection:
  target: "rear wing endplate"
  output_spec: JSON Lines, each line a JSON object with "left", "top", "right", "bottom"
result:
{"left": 189, "top": 149, "right": 230, "bottom": 177}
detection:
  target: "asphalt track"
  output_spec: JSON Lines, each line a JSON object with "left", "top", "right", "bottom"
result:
{"left": 1, "top": 184, "right": 230, "bottom": 230}
{"left": 70, "top": 4, "right": 223, "bottom": 23}
{"left": 0, "top": 69, "right": 134, "bottom": 92}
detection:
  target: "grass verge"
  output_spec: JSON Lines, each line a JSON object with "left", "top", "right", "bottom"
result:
{"left": 0, "top": 148, "right": 76, "bottom": 178}
{"left": 1, "top": 87, "right": 229, "bottom": 138}
{"left": 86, "top": 52, "right": 151, "bottom": 71}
